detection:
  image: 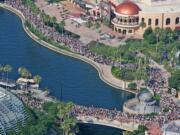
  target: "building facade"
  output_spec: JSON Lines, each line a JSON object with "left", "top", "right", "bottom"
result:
{"left": 111, "top": 0, "right": 180, "bottom": 35}
{"left": 69, "top": 0, "right": 180, "bottom": 35}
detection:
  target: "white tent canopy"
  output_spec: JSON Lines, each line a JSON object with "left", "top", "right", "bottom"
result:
{"left": 71, "top": 18, "right": 87, "bottom": 24}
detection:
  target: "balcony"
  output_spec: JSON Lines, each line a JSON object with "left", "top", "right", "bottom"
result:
{"left": 111, "top": 18, "right": 139, "bottom": 28}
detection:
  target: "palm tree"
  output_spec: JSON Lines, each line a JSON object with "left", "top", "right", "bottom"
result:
{"left": 18, "top": 67, "right": 32, "bottom": 90}
{"left": 140, "top": 21, "right": 146, "bottom": 46}
{"left": 60, "top": 19, "right": 65, "bottom": 35}
{"left": 154, "top": 27, "right": 161, "bottom": 52}
{"left": 140, "top": 21, "right": 146, "bottom": 31}
{"left": 57, "top": 102, "right": 77, "bottom": 135}
{"left": 167, "top": 30, "right": 174, "bottom": 45}
{"left": 33, "top": 75, "right": 42, "bottom": 89}
{"left": 44, "top": 87, "right": 49, "bottom": 96}
{"left": 3, "top": 64, "right": 12, "bottom": 83}
{"left": 0, "top": 65, "right": 4, "bottom": 80}
{"left": 18, "top": 67, "right": 32, "bottom": 79}
{"left": 52, "top": 16, "right": 57, "bottom": 27}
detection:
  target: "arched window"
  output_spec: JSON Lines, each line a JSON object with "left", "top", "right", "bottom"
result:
{"left": 166, "top": 18, "right": 171, "bottom": 25}
{"left": 97, "top": 12, "right": 100, "bottom": 17}
{"left": 118, "top": 29, "right": 121, "bottom": 33}
{"left": 148, "top": 18, "right": 152, "bottom": 25}
{"left": 93, "top": 10, "right": 96, "bottom": 16}
{"left": 123, "top": 30, "right": 127, "bottom": 35}
{"left": 136, "top": 17, "right": 139, "bottom": 23}
{"left": 155, "top": 19, "right": 159, "bottom": 26}
{"left": 141, "top": 18, "right": 145, "bottom": 22}
{"left": 175, "top": 17, "right": 179, "bottom": 24}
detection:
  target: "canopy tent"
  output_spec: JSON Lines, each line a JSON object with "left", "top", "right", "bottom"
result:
{"left": 71, "top": 17, "right": 87, "bottom": 24}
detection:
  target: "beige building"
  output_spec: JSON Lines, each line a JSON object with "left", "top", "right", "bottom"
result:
{"left": 111, "top": 0, "right": 180, "bottom": 35}
{"left": 69, "top": 0, "right": 180, "bottom": 35}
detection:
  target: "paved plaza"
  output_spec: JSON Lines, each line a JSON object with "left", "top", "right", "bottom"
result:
{"left": 35, "top": 0, "right": 133, "bottom": 46}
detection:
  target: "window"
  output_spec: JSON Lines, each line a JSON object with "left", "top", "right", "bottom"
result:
{"left": 118, "top": 29, "right": 121, "bottom": 33}
{"left": 97, "top": 12, "right": 100, "bottom": 17}
{"left": 155, "top": 19, "right": 159, "bottom": 26}
{"left": 115, "top": 27, "right": 117, "bottom": 32}
{"left": 128, "top": 30, "right": 132, "bottom": 33}
{"left": 141, "top": 18, "right": 145, "bottom": 22}
{"left": 166, "top": 18, "right": 171, "bottom": 25}
{"left": 93, "top": 10, "right": 96, "bottom": 16}
{"left": 148, "top": 18, "right": 152, "bottom": 25}
{"left": 175, "top": 17, "right": 179, "bottom": 24}
{"left": 136, "top": 17, "right": 139, "bottom": 22}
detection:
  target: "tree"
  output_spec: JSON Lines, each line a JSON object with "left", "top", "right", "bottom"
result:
{"left": 140, "top": 21, "right": 146, "bottom": 46}
{"left": 143, "top": 27, "right": 156, "bottom": 44}
{"left": 3, "top": 64, "right": 12, "bottom": 83}
{"left": 154, "top": 27, "right": 161, "bottom": 52}
{"left": 169, "top": 70, "right": 180, "bottom": 91}
{"left": 18, "top": 67, "right": 32, "bottom": 90}
{"left": 140, "top": 21, "right": 146, "bottom": 29}
{"left": 0, "top": 65, "right": 4, "bottom": 79}
{"left": 33, "top": 75, "right": 42, "bottom": 89}
{"left": 159, "top": 29, "right": 167, "bottom": 43}
{"left": 60, "top": 19, "right": 65, "bottom": 35}
{"left": 166, "top": 29, "right": 175, "bottom": 44}
{"left": 143, "top": 27, "right": 153, "bottom": 39}
{"left": 18, "top": 67, "right": 32, "bottom": 79}
{"left": 51, "top": 16, "right": 57, "bottom": 27}
{"left": 57, "top": 102, "right": 77, "bottom": 135}
{"left": 147, "top": 33, "right": 156, "bottom": 44}
{"left": 128, "top": 82, "right": 137, "bottom": 90}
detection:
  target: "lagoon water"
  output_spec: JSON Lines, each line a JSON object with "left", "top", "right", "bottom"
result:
{"left": 0, "top": 9, "right": 134, "bottom": 135}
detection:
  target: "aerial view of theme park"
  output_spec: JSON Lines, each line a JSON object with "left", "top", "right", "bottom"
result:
{"left": 0, "top": 0, "right": 179, "bottom": 135}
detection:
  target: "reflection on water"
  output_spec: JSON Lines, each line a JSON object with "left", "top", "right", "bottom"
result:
{"left": 77, "top": 124, "right": 123, "bottom": 135}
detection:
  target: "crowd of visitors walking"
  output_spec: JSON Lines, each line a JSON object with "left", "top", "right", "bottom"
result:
{"left": 5, "top": 0, "right": 122, "bottom": 66}
{"left": 4, "top": 0, "right": 180, "bottom": 132}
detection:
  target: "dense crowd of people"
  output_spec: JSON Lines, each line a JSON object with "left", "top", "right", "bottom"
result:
{"left": 4, "top": 0, "right": 180, "bottom": 132}
{"left": 71, "top": 66, "right": 180, "bottom": 130}
{"left": 4, "top": 0, "right": 123, "bottom": 66}
{"left": 72, "top": 66, "right": 180, "bottom": 129}
{"left": 17, "top": 92, "right": 43, "bottom": 109}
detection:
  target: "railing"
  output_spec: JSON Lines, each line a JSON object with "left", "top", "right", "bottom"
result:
{"left": 111, "top": 19, "right": 139, "bottom": 28}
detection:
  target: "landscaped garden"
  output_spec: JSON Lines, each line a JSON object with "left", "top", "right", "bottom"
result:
{"left": 89, "top": 27, "right": 180, "bottom": 82}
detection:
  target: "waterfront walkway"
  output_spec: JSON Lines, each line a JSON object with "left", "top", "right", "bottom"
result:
{"left": 77, "top": 116, "right": 138, "bottom": 132}
{"left": 1, "top": 1, "right": 137, "bottom": 94}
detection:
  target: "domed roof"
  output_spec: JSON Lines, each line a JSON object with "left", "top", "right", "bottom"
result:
{"left": 138, "top": 92, "right": 153, "bottom": 102}
{"left": 115, "top": 0, "right": 141, "bottom": 15}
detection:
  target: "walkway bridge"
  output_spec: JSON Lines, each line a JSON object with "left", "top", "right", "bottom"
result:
{"left": 72, "top": 105, "right": 139, "bottom": 132}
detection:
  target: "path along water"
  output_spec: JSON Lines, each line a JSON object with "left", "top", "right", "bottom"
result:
{"left": 0, "top": 8, "right": 134, "bottom": 135}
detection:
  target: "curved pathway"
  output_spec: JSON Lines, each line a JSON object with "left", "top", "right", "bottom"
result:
{"left": 0, "top": 3, "right": 136, "bottom": 94}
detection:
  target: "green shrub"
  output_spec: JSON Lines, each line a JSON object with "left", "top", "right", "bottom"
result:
{"left": 140, "top": 87, "right": 149, "bottom": 93}
{"left": 128, "top": 83, "right": 137, "bottom": 90}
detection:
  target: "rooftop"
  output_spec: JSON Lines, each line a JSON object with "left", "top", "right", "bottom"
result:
{"left": 115, "top": 1, "right": 141, "bottom": 15}
{"left": 136, "top": 1, "right": 180, "bottom": 13}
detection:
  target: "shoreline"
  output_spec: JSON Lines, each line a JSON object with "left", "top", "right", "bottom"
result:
{"left": 0, "top": 3, "right": 137, "bottom": 94}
